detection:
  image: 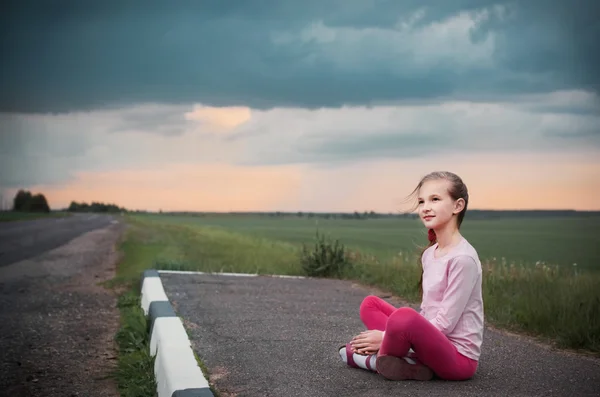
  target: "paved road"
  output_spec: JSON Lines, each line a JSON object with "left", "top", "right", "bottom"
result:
{"left": 0, "top": 213, "right": 116, "bottom": 267}
{"left": 0, "top": 215, "right": 123, "bottom": 396}
{"left": 161, "top": 273, "right": 600, "bottom": 397}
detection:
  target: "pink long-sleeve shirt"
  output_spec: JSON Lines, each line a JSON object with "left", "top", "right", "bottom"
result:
{"left": 419, "top": 236, "right": 484, "bottom": 361}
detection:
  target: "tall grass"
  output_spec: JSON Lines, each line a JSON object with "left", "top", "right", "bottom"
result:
{"left": 119, "top": 214, "right": 600, "bottom": 355}
{"left": 114, "top": 291, "right": 156, "bottom": 397}
{"left": 482, "top": 259, "right": 600, "bottom": 351}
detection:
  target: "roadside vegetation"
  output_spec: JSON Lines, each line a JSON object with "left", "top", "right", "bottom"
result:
{"left": 113, "top": 289, "right": 156, "bottom": 397}
{"left": 108, "top": 224, "right": 161, "bottom": 397}
{"left": 117, "top": 213, "right": 599, "bottom": 355}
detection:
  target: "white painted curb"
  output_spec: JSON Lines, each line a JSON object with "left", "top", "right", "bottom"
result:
{"left": 155, "top": 345, "right": 210, "bottom": 397}
{"left": 140, "top": 270, "right": 214, "bottom": 397}
{"left": 150, "top": 317, "right": 191, "bottom": 356}
{"left": 141, "top": 276, "right": 169, "bottom": 315}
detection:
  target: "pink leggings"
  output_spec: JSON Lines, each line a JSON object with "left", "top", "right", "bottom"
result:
{"left": 360, "top": 295, "right": 478, "bottom": 381}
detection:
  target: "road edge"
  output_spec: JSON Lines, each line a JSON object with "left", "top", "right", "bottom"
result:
{"left": 140, "top": 269, "right": 214, "bottom": 397}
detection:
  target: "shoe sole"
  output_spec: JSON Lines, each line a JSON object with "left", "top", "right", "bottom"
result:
{"left": 376, "top": 355, "right": 434, "bottom": 381}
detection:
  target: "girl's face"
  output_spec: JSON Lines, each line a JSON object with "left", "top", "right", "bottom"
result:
{"left": 417, "top": 179, "right": 464, "bottom": 230}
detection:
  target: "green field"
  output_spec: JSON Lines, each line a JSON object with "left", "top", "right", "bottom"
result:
{"left": 115, "top": 212, "right": 600, "bottom": 355}
{"left": 138, "top": 213, "right": 600, "bottom": 270}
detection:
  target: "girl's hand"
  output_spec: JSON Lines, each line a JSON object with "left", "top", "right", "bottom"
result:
{"left": 350, "top": 330, "right": 384, "bottom": 355}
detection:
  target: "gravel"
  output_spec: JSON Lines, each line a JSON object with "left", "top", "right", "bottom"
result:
{"left": 0, "top": 213, "right": 115, "bottom": 267}
{"left": 0, "top": 216, "right": 125, "bottom": 397}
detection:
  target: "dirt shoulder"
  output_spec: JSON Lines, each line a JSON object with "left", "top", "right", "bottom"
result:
{"left": 0, "top": 221, "right": 126, "bottom": 397}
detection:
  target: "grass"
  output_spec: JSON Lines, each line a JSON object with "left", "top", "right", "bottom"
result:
{"left": 110, "top": 212, "right": 600, "bottom": 394}
{"left": 113, "top": 290, "right": 156, "bottom": 397}
{"left": 482, "top": 259, "right": 600, "bottom": 351}
{"left": 0, "top": 210, "right": 72, "bottom": 222}
{"left": 142, "top": 213, "right": 600, "bottom": 270}
{"left": 109, "top": 223, "right": 160, "bottom": 397}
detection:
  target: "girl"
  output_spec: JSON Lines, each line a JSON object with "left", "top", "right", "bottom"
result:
{"left": 338, "top": 171, "right": 484, "bottom": 381}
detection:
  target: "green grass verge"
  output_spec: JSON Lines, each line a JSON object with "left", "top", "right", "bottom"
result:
{"left": 113, "top": 290, "right": 157, "bottom": 397}
{"left": 109, "top": 223, "right": 159, "bottom": 397}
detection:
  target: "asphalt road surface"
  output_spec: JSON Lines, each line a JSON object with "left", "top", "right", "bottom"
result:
{"left": 161, "top": 272, "right": 600, "bottom": 397}
{"left": 0, "top": 213, "right": 116, "bottom": 267}
{"left": 0, "top": 214, "right": 123, "bottom": 396}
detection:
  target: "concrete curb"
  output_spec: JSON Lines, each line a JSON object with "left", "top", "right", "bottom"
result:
{"left": 140, "top": 269, "right": 214, "bottom": 397}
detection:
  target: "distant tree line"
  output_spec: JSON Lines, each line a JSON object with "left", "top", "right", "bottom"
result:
{"left": 163, "top": 209, "right": 599, "bottom": 220}
{"left": 68, "top": 201, "right": 127, "bottom": 213}
{"left": 0, "top": 189, "right": 128, "bottom": 213}
{"left": 12, "top": 190, "right": 50, "bottom": 213}
{"left": 7, "top": 189, "right": 129, "bottom": 214}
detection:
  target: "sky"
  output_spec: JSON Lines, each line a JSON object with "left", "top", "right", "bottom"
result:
{"left": 1, "top": 0, "right": 599, "bottom": 212}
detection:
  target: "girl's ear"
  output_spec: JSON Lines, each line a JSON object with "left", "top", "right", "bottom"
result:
{"left": 453, "top": 198, "right": 466, "bottom": 214}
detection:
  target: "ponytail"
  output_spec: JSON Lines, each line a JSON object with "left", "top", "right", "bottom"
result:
{"left": 427, "top": 228, "right": 436, "bottom": 244}
{"left": 418, "top": 229, "right": 437, "bottom": 295}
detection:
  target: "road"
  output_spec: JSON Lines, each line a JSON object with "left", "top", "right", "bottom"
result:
{"left": 0, "top": 214, "right": 123, "bottom": 397}
{"left": 161, "top": 272, "right": 600, "bottom": 397}
{"left": 0, "top": 213, "right": 116, "bottom": 267}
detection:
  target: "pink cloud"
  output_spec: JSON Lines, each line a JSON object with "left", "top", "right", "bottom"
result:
{"left": 184, "top": 105, "right": 252, "bottom": 131}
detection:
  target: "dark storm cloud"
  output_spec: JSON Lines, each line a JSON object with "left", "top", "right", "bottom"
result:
{"left": 0, "top": 0, "right": 598, "bottom": 113}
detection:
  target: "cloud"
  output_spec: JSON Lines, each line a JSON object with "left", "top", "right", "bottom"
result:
{"left": 1, "top": 89, "right": 598, "bottom": 191}
{"left": 184, "top": 106, "right": 252, "bottom": 131}
{"left": 0, "top": 104, "right": 245, "bottom": 188}
{"left": 0, "top": 113, "right": 91, "bottom": 186}
{"left": 0, "top": 0, "right": 598, "bottom": 113}
{"left": 272, "top": 8, "right": 497, "bottom": 71}
{"left": 112, "top": 104, "right": 193, "bottom": 136}
{"left": 233, "top": 90, "right": 600, "bottom": 166}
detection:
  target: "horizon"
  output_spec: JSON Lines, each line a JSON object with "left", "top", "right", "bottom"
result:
{"left": 1, "top": 190, "right": 597, "bottom": 215}
{"left": 1, "top": 1, "right": 599, "bottom": 212}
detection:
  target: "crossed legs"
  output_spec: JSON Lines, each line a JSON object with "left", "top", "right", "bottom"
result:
{"left": 349, "top": 295, "right": 478, "bottom": 381}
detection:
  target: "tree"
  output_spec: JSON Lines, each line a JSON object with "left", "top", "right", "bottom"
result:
{"left": 29, "top": 194, "right": 50, "bottom": 212}
{"left": 12, "top": 190, "right": 50, "bottom": 213}
{"left": 67, "top": 200, "right": 126, "bottom": 213}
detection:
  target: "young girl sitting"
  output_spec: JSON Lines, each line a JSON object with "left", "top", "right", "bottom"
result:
{"left": 338, "top": 171, "right": 484, "bottom": 381}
